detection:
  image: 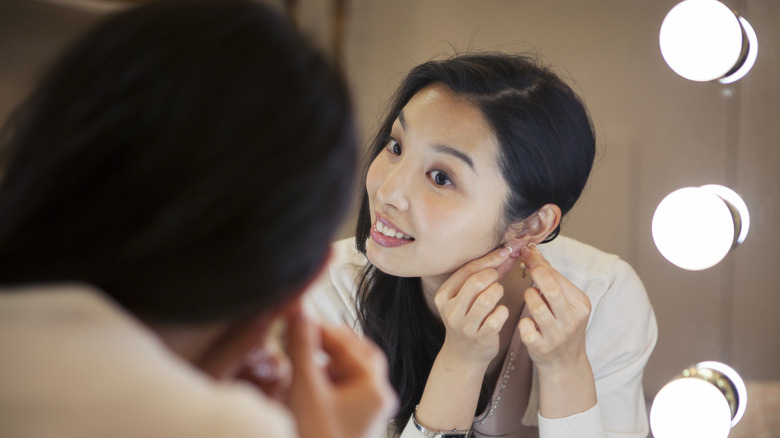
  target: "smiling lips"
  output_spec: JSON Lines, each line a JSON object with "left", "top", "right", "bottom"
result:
{"left": 370, "top": 217, "right": 414, "bottom": 247}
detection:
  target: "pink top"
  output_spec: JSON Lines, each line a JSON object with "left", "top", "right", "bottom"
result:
{"left": 471, "top": 304, "right": 538, "bottom": 437}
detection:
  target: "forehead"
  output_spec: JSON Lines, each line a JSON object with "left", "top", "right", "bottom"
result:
{"left": 398, "top": 83, "right": 500, "bottom": 169}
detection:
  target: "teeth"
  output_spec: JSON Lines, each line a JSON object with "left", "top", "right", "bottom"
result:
{"left": 375, "top": 221, "right": 412, "bottom": 240}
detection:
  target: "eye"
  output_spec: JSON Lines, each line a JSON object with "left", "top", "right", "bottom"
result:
{"left": 429, "top": 169, "right": 453, "bottom": 186}
{"left": 385, "top": 138, "right": 401, "bottom": 155}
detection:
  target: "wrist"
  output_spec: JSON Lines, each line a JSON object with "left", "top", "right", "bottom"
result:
{"left": 417, "top": 352, "right": 486, "bottom": 433}
{"left": 533, "top": 344, "right": 590, "bottom": 371}
{"left": 438, "top": 340, "right": 494, "bottom": 370}
{"left": 412, "top": 405, "right": 472, "bottom": 438}
{"left": 536, "top": 355, "right": 597, "bottom": 419}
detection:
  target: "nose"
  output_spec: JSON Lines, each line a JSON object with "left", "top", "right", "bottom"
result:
{"left": 372, "top": 160, "right": 411, "bottom": 212}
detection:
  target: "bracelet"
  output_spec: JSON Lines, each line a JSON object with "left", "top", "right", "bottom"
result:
{"left": 412, "top": 405, "right": 471, "bottom": 438}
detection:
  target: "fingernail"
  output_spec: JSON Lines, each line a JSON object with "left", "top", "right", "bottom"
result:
{"left": 499, "top": 246, "right": 512, "bottom": 258}
{"left": 520, "top": 246, "right": 532, "bottom": 258}
{"left": 528, "top": 243, "right": 539, "bottom": 252}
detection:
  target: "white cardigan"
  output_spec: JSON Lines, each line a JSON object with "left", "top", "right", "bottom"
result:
{"left": 305, "top": 236, "right": 657, "bottom": 438}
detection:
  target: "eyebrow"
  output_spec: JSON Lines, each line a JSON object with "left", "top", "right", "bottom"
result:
{"left": 398, "top": 110, "right": 407, "bottom": 131}
{"left": 433, "top": 145, "right": 476, "bottom": 173}
{"left": 396, "top": 110, "right": 477, "bottom": 174}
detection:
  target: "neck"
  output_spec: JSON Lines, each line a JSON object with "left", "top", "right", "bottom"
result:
{"left": 420, "top": 274, "right": 449, "bottom": 322}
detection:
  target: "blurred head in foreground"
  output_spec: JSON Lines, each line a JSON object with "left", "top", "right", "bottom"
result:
{"left": 0, "top": 0, "right": 356, "bottom": 324}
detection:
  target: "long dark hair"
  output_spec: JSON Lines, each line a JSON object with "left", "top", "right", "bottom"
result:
{"left": 354, "top": 53, "right": 596, "bottom": 430}
{"left": 0, "top": 0, "right": 356, "bottom": 324}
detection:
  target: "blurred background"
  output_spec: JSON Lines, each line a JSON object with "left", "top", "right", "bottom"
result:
{"left": 1, "top": 0, "right": 778, "bottom": 434}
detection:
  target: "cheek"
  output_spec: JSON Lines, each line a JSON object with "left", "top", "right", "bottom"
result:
{"left": 419, "top": 210, "right": 505, "bottom": 270}
{"left": 365, "top": 156, "right": 382, "bottom": 198}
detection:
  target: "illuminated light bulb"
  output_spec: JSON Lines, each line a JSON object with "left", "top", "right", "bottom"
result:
{"left": 650, "top": 361, "right": 747, "bottom": 438}
{"left": 659, "top": 0, "right": 758, "bottom": 83}
{"left": 650, "top": 378, "right": 732, "bottom": 438}
{"left": 652, "top": 186, "right": 741, "bottom": 270}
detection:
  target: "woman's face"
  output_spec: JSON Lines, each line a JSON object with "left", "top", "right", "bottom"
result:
{"left": 365, "top": 83, "right": 511, "bottom": 279}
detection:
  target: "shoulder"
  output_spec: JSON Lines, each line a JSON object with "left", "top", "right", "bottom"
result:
{"left": 141, "top": 349, "right": 299, "bottom": 437}
{"left": 324, "top": 237, "right": 369, "bottom": 291}
{"left": 329, "top": 236, "right": 369, "bottom": 270}
{"left": 0, "top": 284, "right": 299, "bottom": 438}
{"left": 304, "top": 237, "right": 368, "bottom": 328}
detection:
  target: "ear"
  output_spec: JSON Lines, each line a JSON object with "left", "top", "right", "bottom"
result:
{"left": 502, "top": 203, "right": 561, "bottom": 256}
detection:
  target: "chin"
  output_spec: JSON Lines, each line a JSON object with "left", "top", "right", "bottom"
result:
{"left": 365, "top": 241, "right": 419, "bottom": 278}
{"left": 365, "top": 241, "right": 396, "bottom": 274}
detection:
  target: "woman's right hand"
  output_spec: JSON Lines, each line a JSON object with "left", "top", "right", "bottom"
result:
{"left": 284, "top": 303, "right": 398, "bottom": 438}
{"left": 414, "top": 247, "right": 516, "bottom": 432}
{"left": 433, "top": 246, "right": 516, "bottom": 365}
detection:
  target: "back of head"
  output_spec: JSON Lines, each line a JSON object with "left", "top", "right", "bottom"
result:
{"left": 356, "top": 53, "right": 595, "bottom": 250}
{"left": 0, "top": 0, "right": 356, "bottom": 323}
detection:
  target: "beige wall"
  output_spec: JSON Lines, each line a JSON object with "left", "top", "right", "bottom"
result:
{"left": 328, "top": 0, "right": 780, "bottom": 398}
{"left": 2, "top": 0, "right": 778, "bottom": 405}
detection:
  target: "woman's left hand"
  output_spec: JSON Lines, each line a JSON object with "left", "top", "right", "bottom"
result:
{"left": 518, "top": 243, "right": 596, "bottom": 418}
{"left": 518, "top": 243, "right": 591, "bottom": 368}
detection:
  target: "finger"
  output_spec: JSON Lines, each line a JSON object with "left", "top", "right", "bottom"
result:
{"left": 437, "top": 246, "right": 512, "bottom": 300}
{"left": 461, "top": 282, "right": 505, "bottom": 336}
{"left": 518, "top": 316, "right": 542, "bottom": 346}
{"left": 319, "top": 325, "right": 380, "bottom": 382}
{"left": 477, "top": 304, "right": 509, "bottom": 337}
{"left": 521, "top": 244, "right": 575, "bottom": 288}
{"left": 524, "top": 263, "right": 570, "bottom": 318}
{"left": 284, "top": 302, "right": 321, "bottom": 379}
{"left": 449, "top": 268, "right": 500, "bottom": 317}
{"left": 524, "top": 286, "right": 555, "bottom": 329}
{"left": 495, "top": 255, "right": 518, "bottom": 279}
{"left": 521, "top": 244, "right": 579, "bottom": 305}
{"left": 519, "top": 243, "right": 549, "bottom": 270}
{"left": 522, "top": 245, "right": 594, "bottom": 320}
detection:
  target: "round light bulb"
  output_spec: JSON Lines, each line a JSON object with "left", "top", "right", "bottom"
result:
{"left": 719, "top": 16, "right": 759, "bottom": 84}
{"left": 659, "top": 0, "right": 747, "bottom": 81}
{"left": 652, "top": 187, "right": 736, "bottom": 270}
{"left": 650, "top": 377, "right": 733, "bottom": 438}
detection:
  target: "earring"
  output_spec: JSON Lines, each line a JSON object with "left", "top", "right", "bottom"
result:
{"left": 520, "top": 261, "right": 527, "bottom": 279}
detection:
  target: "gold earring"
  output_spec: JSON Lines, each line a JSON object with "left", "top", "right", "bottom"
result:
{"left": 520, "top": 261, "right": 527, "bottom": 279}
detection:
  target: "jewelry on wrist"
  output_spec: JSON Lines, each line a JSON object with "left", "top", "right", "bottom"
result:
{"left": 412, "top": 405, "right": 471, "bottom": 438}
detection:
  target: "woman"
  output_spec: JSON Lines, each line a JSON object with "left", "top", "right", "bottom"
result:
{"left": 0, "top": 1, "right": 396, "bottom": 438}
{"left": 307, "top": 53, "right": 657, "bottom": 438}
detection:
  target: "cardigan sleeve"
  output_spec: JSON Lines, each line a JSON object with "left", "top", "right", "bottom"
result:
{"left": 580, "top": 258, "right": 657, "bottom": 438}
{"left": 538, "top": 403, "right": 606, "bottom": 438}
